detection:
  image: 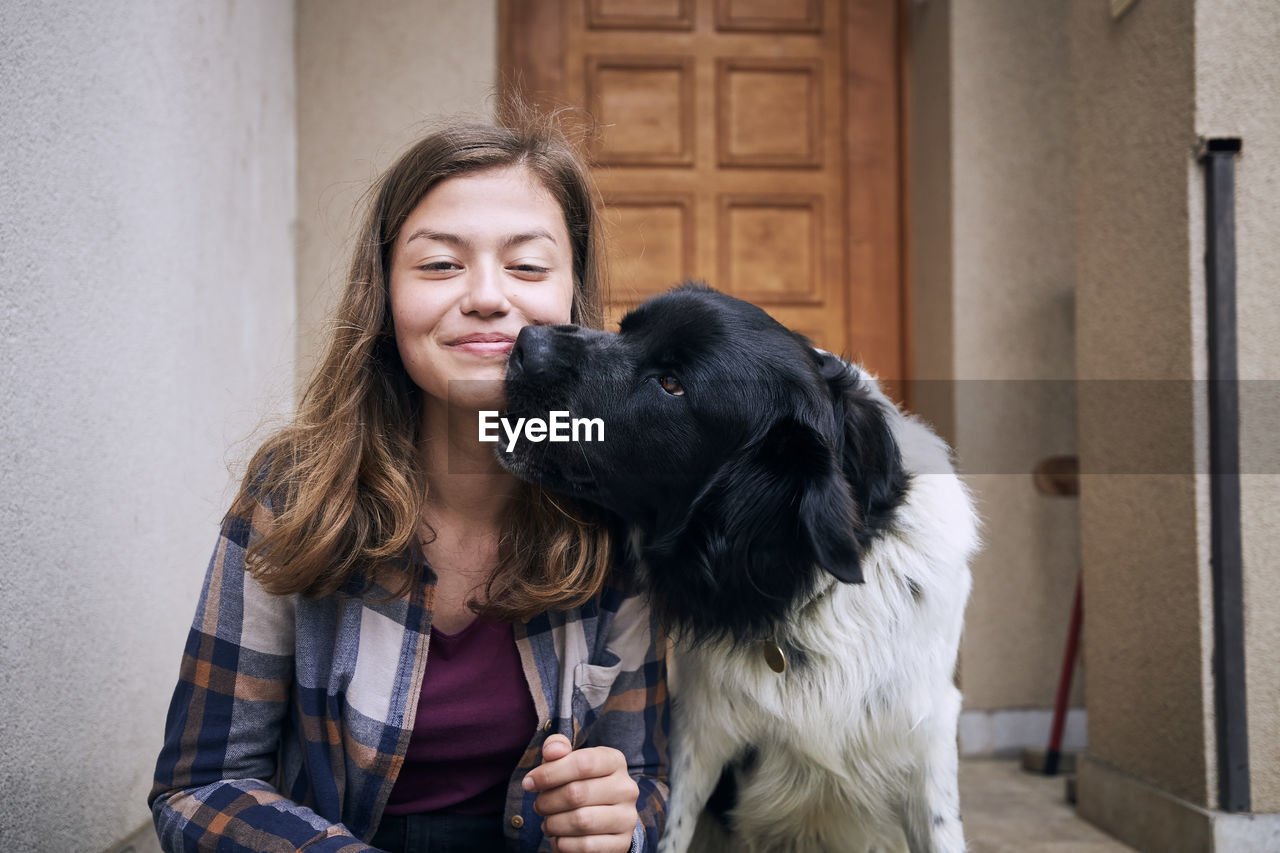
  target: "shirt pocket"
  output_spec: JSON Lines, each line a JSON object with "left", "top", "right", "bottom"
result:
{"left": 570, "top": 658, "right": 623, "bottom": 746}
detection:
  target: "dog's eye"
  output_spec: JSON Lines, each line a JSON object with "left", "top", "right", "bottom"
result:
{"left": 658, "top": 376, "right": 685, "bottom": 396}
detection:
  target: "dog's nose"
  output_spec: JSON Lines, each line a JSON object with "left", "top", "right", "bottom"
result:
{"left": 511, "top": 324, "right": 578, "bottom": 380}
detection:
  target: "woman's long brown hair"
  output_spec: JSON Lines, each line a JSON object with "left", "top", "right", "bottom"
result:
{"left": 229, "top": 109, "right": 614, "bottom": 619}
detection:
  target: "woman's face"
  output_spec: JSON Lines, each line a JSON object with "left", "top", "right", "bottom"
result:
{"left": 389, "top": 165, "right": 575, "bottom": 412}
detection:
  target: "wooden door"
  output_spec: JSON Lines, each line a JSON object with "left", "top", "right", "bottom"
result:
{"left": 501, "top": 0, "right": 906, "bottom": 387}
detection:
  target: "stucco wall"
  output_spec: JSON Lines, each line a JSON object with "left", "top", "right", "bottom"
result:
{"left": 908, "top": 0, "right": 956, "bottom": 447}
{"left": 0, "top": 1, "right": 296, "bottom": 849}
{"left": 918, "top": 0, "right": 1279, "bottom": 836}
{"left": 911, "top": 0, "right": 1080, "bottom": 723}
{"left": 295, "top": 0, "right": 498, "bottom": 377}
{"left": 948, "top": 0, "right": 1080, "bottom": 713}
{"left": 1070, "top": 0, "right": 1212, "bottom": 808}
{"left": 1195, "top": 0, "right": 1280, "bottom": 815}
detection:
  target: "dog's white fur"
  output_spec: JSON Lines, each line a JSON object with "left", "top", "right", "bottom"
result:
{"left": 658, "top": 372, "right": 978, "bottom": 853}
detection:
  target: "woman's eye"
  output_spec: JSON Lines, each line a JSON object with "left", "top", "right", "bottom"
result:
{"left": 509, "top": 263, "right": 551, "bottom": 277}
{"left": 658, "top": 376, "right": 685, "bottom": 397}
{"left": 418, "top": 261, "right": 460, "bottom": 272}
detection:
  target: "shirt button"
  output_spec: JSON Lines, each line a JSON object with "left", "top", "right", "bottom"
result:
{"left": 542, "top": 719, "right": 553, "bottom": 732}
{"left": 510, "top": 815, "right": 524, "bottom": 829}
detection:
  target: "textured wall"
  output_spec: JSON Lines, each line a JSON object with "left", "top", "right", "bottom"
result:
{"left": 948, "top": 0, "right": 1080, "bottom": 712}
{"left": 917, "top": 0, "right": 1280, "bottom": 830}
{"left": 0, "top": 1, "right": 296, "bottom": 849}
{"left": 908, "top": 0, "right": 956, "bottom": 445}
{"left": 295, "top": 0, "right": 498, "bottom": 376}
{"left": 1195, "top": 0, "right": 1280, "bottom": 815}
{"left": 910, "top": 0, "right": 1080, "bottom": 717}
{"left": 1069, "top": 0, "right": 1212, "bottom": 807}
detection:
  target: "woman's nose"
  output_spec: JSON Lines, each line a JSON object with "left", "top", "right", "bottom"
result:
{"left": 460, "top": 262, "right": 510, "bottom": 315}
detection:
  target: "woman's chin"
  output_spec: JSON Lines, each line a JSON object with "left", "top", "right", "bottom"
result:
{"left": 439, "top": 377, "right": 506, "bottom": 413}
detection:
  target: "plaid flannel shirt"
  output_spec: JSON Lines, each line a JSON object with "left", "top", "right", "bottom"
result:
{"left": 150, "top": 498, "right": 670, "bottom": 852}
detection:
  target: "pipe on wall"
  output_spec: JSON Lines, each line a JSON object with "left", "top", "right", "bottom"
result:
{"left": 1200, "top": 136, "right": 1250, "bottom": 814}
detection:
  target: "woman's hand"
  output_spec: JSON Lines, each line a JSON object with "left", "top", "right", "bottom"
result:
{"left": 522, "top": 734, "right": 639, "bottom": 853}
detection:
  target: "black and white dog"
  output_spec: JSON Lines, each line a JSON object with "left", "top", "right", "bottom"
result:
{"left": 500, "top": 284, "right": 977, "bottom": 853}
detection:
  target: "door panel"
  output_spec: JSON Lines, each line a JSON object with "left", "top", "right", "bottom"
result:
{"left": 502, "top": 0, "right": 905, "bottom": 386}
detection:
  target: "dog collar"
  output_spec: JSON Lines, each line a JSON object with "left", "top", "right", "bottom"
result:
{"left": 759, "top": 573, "right": 841, "bottom": 674}
{"left": 762, "top": 636, "right": 787, "bottom": 673}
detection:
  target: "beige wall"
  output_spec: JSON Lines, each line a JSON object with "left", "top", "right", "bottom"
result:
{"left": 908, "top": 0, "right": 956, "bottom": 445}
{"left": 913, "top": 7, "right": 1279, "bottom": 821}
{"left": 910, "top": 0, "right": 1081, "bottom": 730}
{"left": 0, "top": 1, "right": 296, "bottom": 849}
{"left": 1069, "top": 0, "right": 1213, "bottom": 809}
{"left": 1069, "top": 0, "right": 1280, "bottom": 845}
{"left": 949, "top": 0, "right": 1080, "bottom": 714}
{"left": 1195, "top": 0, "right": 1280, "bottom": 814}
{"left": 915, "top": 0, "right": 1280, "bottom": 843}
{"left": 296, "top": 0, "right": 499, "bottom": 378}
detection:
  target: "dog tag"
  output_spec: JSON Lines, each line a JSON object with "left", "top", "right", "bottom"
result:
{"left": 763, "top": 638, "right": 787, "bottom": 674}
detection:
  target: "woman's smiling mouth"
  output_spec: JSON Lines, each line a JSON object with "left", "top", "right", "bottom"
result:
{"left": 448, "top": 332, "right": 517, "bottom": 357}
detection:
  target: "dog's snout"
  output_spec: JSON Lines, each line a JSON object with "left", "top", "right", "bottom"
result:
{"left": 508, "top": 337, "right": 525, "bottom": 374}
{"left": 511, "top": 324, "right": 581, "bottom": 380}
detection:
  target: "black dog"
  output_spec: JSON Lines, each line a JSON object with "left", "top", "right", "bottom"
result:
{"left": 501, "top": 284, "right": 903, "bottom": 640}
{"left": 500, "top": 284, "right": 976, "bottom": 853}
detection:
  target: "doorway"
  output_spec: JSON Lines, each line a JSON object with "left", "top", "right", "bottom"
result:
{"left": 501, "top": 0, "right": 907, "bottom": 388}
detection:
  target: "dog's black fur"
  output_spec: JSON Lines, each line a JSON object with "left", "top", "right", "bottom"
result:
{"left": 500, "top": 283, "right": 908, "bottom": 645}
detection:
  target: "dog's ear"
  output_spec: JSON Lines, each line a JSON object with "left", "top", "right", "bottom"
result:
{"left": 720, "top": 415, "right": 865, "bottom": 584}
{"left": 767, "top": 417, "right": 866, "bottom": 584}
{"left": 643, "top": 413, "right": 865, "bottom": 642}
{"left": 812, "top": 351, "right": 908, "bottom": 539}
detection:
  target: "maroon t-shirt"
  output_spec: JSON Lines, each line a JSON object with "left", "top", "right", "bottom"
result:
{"left": 383, "top": 614, "right": 539, "bottom": 816}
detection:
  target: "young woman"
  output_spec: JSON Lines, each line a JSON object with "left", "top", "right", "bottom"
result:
{"left": 149, "top": 116, "right": 669, "bottom": 853}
